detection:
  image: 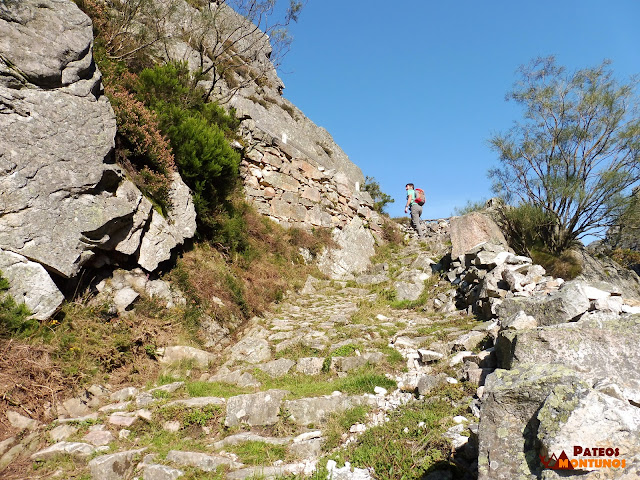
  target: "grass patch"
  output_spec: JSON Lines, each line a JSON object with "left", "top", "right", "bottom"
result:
{"left": 251, "top": 367, "right": 397, "bottom": 399}
{"left": 225, "top": 441, "right": 288, "bottom": 465}
{"left": 274, "top": 343, "right": 325, "bottom": 360}
{"left": 322, "top": 405, "right": 371, "bottom": 451}
{"left": 329, "top": 383, "right": 469, "bottom": 480}
{"left": 185, "top": 381, "right": 252, "bottom": 398}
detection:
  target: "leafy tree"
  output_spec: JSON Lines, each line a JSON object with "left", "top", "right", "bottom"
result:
{"left": 362, "top": 176, "right": 394, "bottom": 214}
{"left": 489, "top": 56, "right": 640, "bottom": 253}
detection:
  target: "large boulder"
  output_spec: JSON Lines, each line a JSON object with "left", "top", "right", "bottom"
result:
{"left": 0, "top": 0, "right": 196, "bottom": 317}
{"left": 450, "top": 212, "right": 509, "bottom": 259}
{"left": 317, "top": 216, "right": 376, "bottom": 279}
{"left": 496, "top": 313, "right": 640, "bottom": 402}
{"left": 574, "top": 249, "right": 640, "bottom": 302}
{"left": 0, "top": 249, "right": 65, "bottom": 319}
{"left": 495, "top": 280, "right": 592, "bottom": 326}
{"left": 478, "top": 365, "right": 589, "bottom": 480}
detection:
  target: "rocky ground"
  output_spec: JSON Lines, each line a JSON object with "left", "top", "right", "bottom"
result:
{"left": 1, "top": 227, "right": 489, "bottom": 480}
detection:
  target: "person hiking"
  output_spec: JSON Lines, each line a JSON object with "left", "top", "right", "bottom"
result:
{"left": 405, "top": 183, "right": 425, "bottom": 239}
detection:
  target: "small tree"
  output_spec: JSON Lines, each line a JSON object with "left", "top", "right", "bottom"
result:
{"left": 362, "top": 176, "right": 394, "bottom": 214}
{"left": 489, "top": 56, "right": 640, "bottom": 253}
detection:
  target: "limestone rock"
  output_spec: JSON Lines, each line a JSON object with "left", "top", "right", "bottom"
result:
{"left": 477, "top": 365, "right": 588, "bottom": 480}
{"left": 537, "top": 388, "right": 640, "bottom": 470}
{"left": 166, "top": 450, "right": 242, "bottom": 471}
{"left": 158, "top": 346, "right": 215, "bottom": 368}
{"left": 450, "top": 212, "right": 509, "bottom": 259}
{"left": 284, "top": 394, "right": 376, "bottom": 426}
{"left": 317, "top": 217, "right": 376, "bottom": 279}
{"left": 88, "top": 449, "right": 147, "bottom": 480}
{"left": 257, "top": 358, "right": 295, "bottom": 378}
{"left": 225, "top": 390, "right": 289, "bottom": 427}
{"left": 228, "top": 337, "right": 272, "bottom": 364}
{"left": 495, "top": 313, "right": 640, "bottom": 402}
{"left": 0, "top": 249, "right": 65, "bottom": 320}
{"left": 295, "top": 357, "right": 325, "bottom": 376}
{"left": 142, "top": 464, "right": 185, "bottom": 480}
{"left": 495, "top": 280, "right": 591, "bottom": 326}
{"left": 31, "top": 442, "right": 95, "bottom": 461}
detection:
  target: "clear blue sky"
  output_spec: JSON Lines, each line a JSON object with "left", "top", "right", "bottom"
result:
{"left": 276, "top": 0, "right": 640, "bottom": 221}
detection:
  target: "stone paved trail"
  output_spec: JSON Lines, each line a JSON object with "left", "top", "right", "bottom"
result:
{"left": 10, "top": 232, "right": 488, "bottom": 480}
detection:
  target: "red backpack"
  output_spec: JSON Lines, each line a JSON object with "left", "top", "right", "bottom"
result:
{"left": 414, "top": 188, "right": 426, "bottom": 206}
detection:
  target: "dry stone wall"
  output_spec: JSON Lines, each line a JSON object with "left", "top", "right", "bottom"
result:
{"left": 240, "top": 127, "right": 382, "bottom": 233}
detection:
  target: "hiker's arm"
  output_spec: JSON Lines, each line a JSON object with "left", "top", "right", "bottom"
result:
{"left": 404, "top": 194, "right": 412, "bottom": 212}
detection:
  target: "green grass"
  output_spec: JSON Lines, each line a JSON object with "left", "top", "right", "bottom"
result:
{"left": 274, "top": 344, "right": 325, "bottom": 360}
{"left": 328, "top": 383, "right": 470, "bottom": 480}
{"left": 185, "top": 381, "right": 252, "bottom": 398}
{"left": 225, "top": 441, "right": 288, "bottom": 465}
{"left": 322, "top": 405, "right": 371, "bottom": 451}
{"left": 250, "top": 367, "right": 397, "bottom": 399}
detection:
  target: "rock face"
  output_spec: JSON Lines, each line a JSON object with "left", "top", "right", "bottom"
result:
{"left": 149, "top": 0, "right": 382, "bottom": 275}
{"left": 0, "top": 0, "right": 196, "bottom": 317}
{"left": 450, "top": 212, "right": 509, "bottom": 259}
{"left": 317, "top": 217, "right": 377, "bottom": 279}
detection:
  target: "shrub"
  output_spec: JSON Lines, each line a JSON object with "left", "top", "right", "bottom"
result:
{"left": 107, "top": 86, "right": 175, "bottom": 213}
{"left": 531, "top": 249, "right": 583, "bottom": 280}
{"left": 497, "top": 203, "right": 555, "bottom": 256}
{"left": 0, "top": 271, "right": 35, "bottom": 338}
{"left": 453, "top": 199, "right": 487, "bottom": 216}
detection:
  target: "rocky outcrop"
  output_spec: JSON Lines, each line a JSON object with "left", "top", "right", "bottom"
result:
{"left": 450, "top": 211, "right": 510, "bottom": 259}
{"left": 0, "top": 0, "right": 196, "bottom": 318}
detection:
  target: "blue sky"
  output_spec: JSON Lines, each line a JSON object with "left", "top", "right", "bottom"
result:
{"left": 276, "top": 0, "right": 640, "bottom": 223}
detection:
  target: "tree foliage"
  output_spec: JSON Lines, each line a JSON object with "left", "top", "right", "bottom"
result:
{"left": 362, "top": 176, "right": 394, "bottom": 214}
{"left": 489, "top": 56, "right": 640, "bottom": 253}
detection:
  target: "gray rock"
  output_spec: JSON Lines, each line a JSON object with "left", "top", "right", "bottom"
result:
{"left": 417, "top": 373, "right": 447, "bottom": 395}
{"left": 288, "top": 438, "right": 323, "bottom": 459}
{"left": 49, "top": 424, "right": 78, "bottom": 442}
{"left": 165, "top": 397, "right": 226, "bottom": 408}
{"left": 31, "top": 442, "right": 95, "bottom": 461}
{"left": 284, "top": 394, "right": 376, "bottom": 426}
{"left": 110, "top": 387, "right": 139, "bottom": 402}
{"left": 166, "top": 450, "right": 242, "bottom": 471}
{"left": 113, "top": 287, "right": 139, "bottom": 313}
{"left": 6, "top": 411, "right": 39, "bottom": 431}
{"left": 257, "top": 358, "right": 295, "bottom": 378}
{"left": 495, "top": 313, "right": 640, "bottom": 402}
{"left": 496, "top": 280, "right": 591, "bottom": 326}
{"left": 158, "top": 346, "right": 216, "bottom": 368}
{"left": 0, "top": 249, "right": 64, "bottom": 320}
{"left": 213, "top": 432, "right": 290, "bottom": 449}
{"left": 317, "top": 217, "right": 376, "bottom": 279}
{"left": 295, "top": 357, "right": 325, "bottom": 376}
{"left": 208, "top": 370, "right": 261, "bottom": 388}
{"left": 450, "top": 213, "right": 510, "bottom": 259}
{"left": 537, "top": 388, "right": 640, "bottom": 471}
{"left": 143, "top": 464, "right": 185, "bottom": 480}
{"left": 450, "top": 331, "right": 489, "bottom": 352}
{"left": 477, "top": 365, "right": 588, "bottom": 480}
{"left": 499, "top": 310, "right": 537, "bottom": 330}
{"left": 335, "top": 352, "right": 385, "bottom": 372}
{"left": 228, "top": 337, "right": 272, "bottom": 364}
{"left": 88, "top": 449, "right": 147, "bottom": 480}
{"left": 83, "top": 428, "right": 115, "bottom": 446}
{"left": 417, "top": 349, "right": 444, "bottom": 363}
{"left": 394, "top": 280, "right": 424, "bottom": 302}
{"left": 225, "top": 390, "right": 289, "bottom": 427}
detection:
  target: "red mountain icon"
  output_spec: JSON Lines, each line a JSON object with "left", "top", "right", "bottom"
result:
{"left": 552, "top": 451, "right": 574, "bottom": 470}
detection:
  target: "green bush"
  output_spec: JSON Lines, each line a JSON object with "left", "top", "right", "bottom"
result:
{"left": 0, "top": 271, "right": 36, "bottom": 338}
{"left": 136, "top": 62, "right": 242, "bottom": 233}
{"left": 497, "top": 203, "right": 555, "bottom": 256}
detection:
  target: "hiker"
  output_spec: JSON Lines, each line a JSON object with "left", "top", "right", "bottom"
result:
{"left": 404, "top": 183, "right": 425, "bottom": 238}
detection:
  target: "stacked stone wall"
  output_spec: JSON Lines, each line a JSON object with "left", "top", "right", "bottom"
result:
{"left": 239, "top": 130, "right": 383, "bottom": 236}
